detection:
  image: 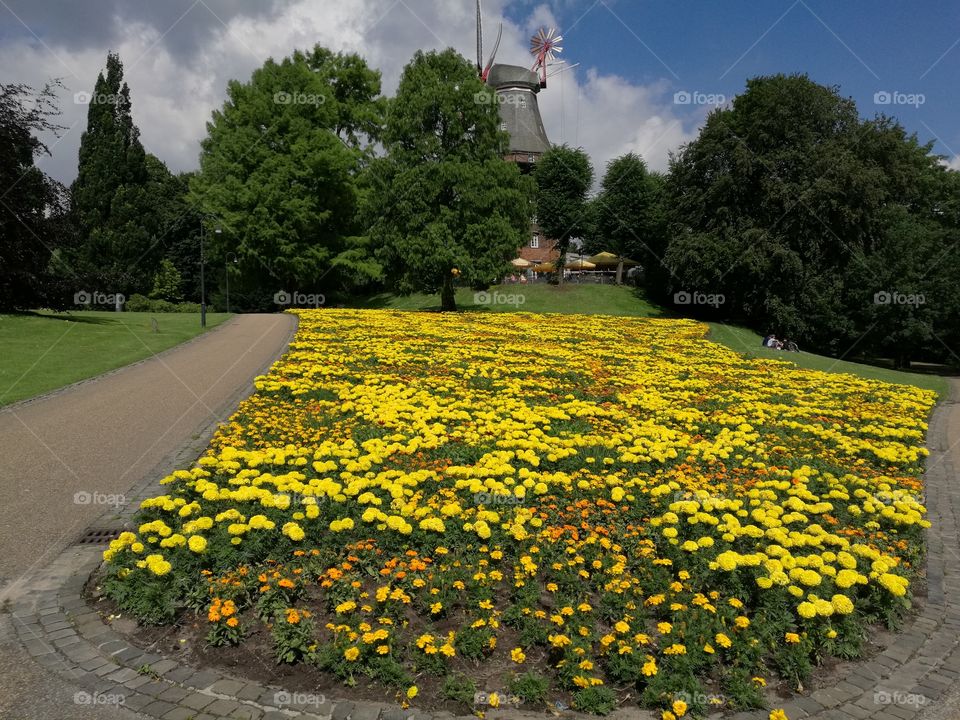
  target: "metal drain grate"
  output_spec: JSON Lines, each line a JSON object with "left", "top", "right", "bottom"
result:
{"left": 75, "top": 528, "right": 122, "bottom": 545}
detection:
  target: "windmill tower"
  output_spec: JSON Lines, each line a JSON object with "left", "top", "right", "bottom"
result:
{"left": 477, "top": 1, "right": 563, "bottom": 172}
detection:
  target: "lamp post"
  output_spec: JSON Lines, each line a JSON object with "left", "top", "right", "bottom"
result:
{"left": 225, "top": 252, "right": 237, "bottom": 314}
{"left": 199, "top": 216, "right": 221, "bottom": 328}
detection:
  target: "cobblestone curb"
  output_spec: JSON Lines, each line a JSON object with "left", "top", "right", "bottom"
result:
{"left": 5, "top": 382, "right": 958, "bottom": 720}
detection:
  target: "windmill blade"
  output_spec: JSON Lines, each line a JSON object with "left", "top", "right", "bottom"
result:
{"left": 547, "top": 61, "right": 579, "bottom": 79}
{"left": 482, "top": 23, "right": 502, "bottom": 79}
{"left": 476, "top": 0, "right": 483, "bottom": 73}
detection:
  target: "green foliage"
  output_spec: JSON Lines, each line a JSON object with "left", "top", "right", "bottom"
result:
{"left": 125, "top": 293, "right": 200, "bottom": 313}
{"left": 589, "top": 153, "right": 665, "bottom": 285}
{"left": 441, "top": 673, "right": 476, "bottom": 707}
{"left": 572, "top": 686, "right": 617, "bottom": 715}
{"left": 534, "top": 145, "right": 593, "bottom": 283}
{"left": 190, "top": 46, "right": 384, "bottom": 307}
{"left": 664, "top": 73, "right": 960, "bottom": 364}
{"left": 0, "top": 81, "right": 71, "bottom": 311}
{"left": 150, "top": 259, "right": 183, "bottom": 302}
{"left": 509, "top": 671, "right": 549, "bottom": 704}
{"left": 368, "top": 48, "right": 534, "bottom": 310}
{"left": 271, "top": 611, "right": 316, "bottom": 663}
{"left": 70, "top": 53, "right": 163, "bottom": 295}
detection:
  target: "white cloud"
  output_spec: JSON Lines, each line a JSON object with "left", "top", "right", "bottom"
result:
{"left": 1, "top": 0, "right": 699, "bottom": 185}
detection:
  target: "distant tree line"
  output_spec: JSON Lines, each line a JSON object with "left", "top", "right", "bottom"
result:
{"left": 1, "top": 51, "right": 957, "bottom": 364}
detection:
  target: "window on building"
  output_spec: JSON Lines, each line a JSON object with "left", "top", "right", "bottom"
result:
{"left": 528, "top": 154, "right": 536, "bottom": 163}
{"left": 530, "top": 234, "right": 540, "bottom": 249}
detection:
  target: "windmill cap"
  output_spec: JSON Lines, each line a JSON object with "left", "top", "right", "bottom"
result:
{"left": 486, "top": 64, "right": 541, "bottom": 91}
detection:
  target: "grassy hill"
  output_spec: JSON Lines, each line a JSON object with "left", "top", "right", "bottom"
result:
{"left": 352, "top": 283, "right": 951, "bottom": 397}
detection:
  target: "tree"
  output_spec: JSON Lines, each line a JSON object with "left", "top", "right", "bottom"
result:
{"left": 533, "top": 145, "right": 592, "bottom": 284}
{"left": 190, "top": 46, "right": 383, "bottom": 308}
{"left": 592, "top": 152, "right": 662, "bottom": 284}
{"left": 368, "top": 49, "right": 533, "bottom": 311}
{"left": 70, "top": 52, "right": 158, "bottom": 295}
{"left": 149, "top": 258, "right": 183, "bottom": 302}
{"left": 665, "top": 73, "right": 960, "bottom": 364}
{"left": 0, "top": 81, "right": 71, "bottom": 311}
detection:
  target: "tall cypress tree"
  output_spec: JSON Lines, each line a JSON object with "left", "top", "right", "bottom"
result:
{"left": 71, "top": 52, "right": 155, "bottom": 294}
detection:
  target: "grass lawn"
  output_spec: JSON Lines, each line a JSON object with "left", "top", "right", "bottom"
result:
{"left": 355, "top": 282, "right": 663, "bottom": 316}
{"left": 0, "top": 311, "right": 230, "bottom": 406}
{"left": 353, "top": 283, "right": 952, "bottom": 396}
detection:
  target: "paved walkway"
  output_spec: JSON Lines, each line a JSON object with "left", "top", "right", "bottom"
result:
{"left": 0, "top": 313, "right": 297, "bottom": 720}
{"left": 2, "top": 366, "right": 958, "bottom": 720}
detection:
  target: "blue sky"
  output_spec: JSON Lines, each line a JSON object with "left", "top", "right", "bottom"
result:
{"left": 507, "top": 0, "right": 960, "bottom": 162}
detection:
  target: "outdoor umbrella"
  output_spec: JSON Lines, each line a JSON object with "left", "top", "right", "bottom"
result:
{"left": 588, "top": 251, "right": 640, "bottom": 268}
{"left": 510, "top": 257, "right": 533, "bottom": 268}
{"left": 565, "top": 258, "right": 597, "bottom": 270}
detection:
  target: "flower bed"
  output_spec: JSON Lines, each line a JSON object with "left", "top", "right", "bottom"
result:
{"left": 101, "top": 309, "right": 935, "bottom": 718}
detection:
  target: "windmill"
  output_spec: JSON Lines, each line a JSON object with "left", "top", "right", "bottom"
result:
{"left": 475, "top": 0, "right": 564, "bottom": 168}
{"left": 529, "top": 27, "right": 563, "bottom": 89}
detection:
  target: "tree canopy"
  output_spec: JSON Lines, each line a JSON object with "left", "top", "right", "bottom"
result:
{"left": 368, "top": 49, "right": 533, "bottom": 310}
{"left": 534, "top": 145, "right": 593, "bottom": 283}
{"left": 660, "top": 73, "right": 960, "bottom": 364}
{"left": 0, "top": 81, "right": 72, "bottom": 311}
{"left": 190, "top": 46, "right": 384, "bottom": 309}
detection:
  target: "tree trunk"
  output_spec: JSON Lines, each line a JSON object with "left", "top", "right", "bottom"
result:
{"left": 440, "top": 275, "right": 456, "bottom": 311}
{"left": 615, "top": 261, "right": 624, "bottom": 285}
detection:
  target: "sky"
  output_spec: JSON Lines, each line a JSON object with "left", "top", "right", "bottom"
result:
{"left": 2, "top": 0, "right": 959, "bottom": 185}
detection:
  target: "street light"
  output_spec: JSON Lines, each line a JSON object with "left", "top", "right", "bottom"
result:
{"left": 225, "top": 252, "right": 237, "bottom": 314}
{"left": 199, "top": 215, "right": 221, "bottom": 328}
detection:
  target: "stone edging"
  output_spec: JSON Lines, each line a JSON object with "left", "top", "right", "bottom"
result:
{"left": 5, "top": 379, "right": 960, "bottom": 720}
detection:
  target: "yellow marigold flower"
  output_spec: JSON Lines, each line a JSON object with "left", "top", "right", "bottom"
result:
{"left": 406, "top": 686, "right": 418, "bottom": 699}
{"left": 511, "top": 647, "right": 526, "bottom": 664}
{"left": 797, "top": 602, "right": 817, "bottom": 619}
{"left": 672, "top": 699, "right": 688, "bottom": 716}
{"left": 344, "top": 647, "right": 360, "bottom": 661}
{"left": 785, "top": 632, "right": 800, "bottom": 643}
{"left": 715, "top": 633, "right": 732, "bottom": 648}
{"left": 187, "top": 535, "right": 207, "bottom": 553}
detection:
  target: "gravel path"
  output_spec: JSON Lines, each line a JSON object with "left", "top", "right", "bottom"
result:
{"left": 0, "top": 313, "right": 295, "bottom": 597}
{"left": 0, "top": 313, "right": 295, "bottom": 719}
